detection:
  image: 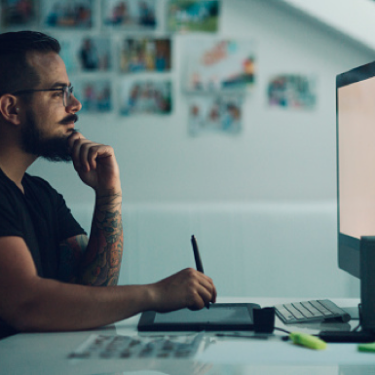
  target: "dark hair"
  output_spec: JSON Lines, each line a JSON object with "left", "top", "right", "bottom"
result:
{"left": 0, "top": 31, "right": 61, "bottom": 96}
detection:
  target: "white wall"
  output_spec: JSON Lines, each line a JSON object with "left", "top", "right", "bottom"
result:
{"left": 281, "top": 0, "right": 375, "bottom": 51}
{"left": 28, "top": 0, "right": 375, "bottom": 298}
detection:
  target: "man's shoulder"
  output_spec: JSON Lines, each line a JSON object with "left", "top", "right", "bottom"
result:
{"left": 23, "top": 173, "right": 64, "bottom": 200}
{"left": 24, "top": 173, "right": 56, "bottom": 191}
{"left": 0, "top": 171, "right": 63, "bottom": 205}
{"left": 0, "top": 170, "right": 49, "bottom": 187}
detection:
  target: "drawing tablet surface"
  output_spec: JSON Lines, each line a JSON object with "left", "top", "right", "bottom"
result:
{"left": 138, "top": 303, "right": 260, "bottom": 331}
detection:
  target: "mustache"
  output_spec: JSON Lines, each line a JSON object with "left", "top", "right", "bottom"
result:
{"left": 59, "top": 114, "right": 79, "bottom": 124}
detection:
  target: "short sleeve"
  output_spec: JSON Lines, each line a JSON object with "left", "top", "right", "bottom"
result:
{"left": 0, "top": 183, "right": 27, "bottom": 238}
{"left": 23, "top": 175, "right": 87, "bottom": 243}
{"left": 55, "top": 190, "right": 87, "bottom": 242}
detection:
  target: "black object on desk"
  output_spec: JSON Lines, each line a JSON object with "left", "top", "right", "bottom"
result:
{"left": 253, "top": 307, "right": 275, "bottom": 333}
{"left": 318, "top": 330, "right": 375, "bottom": 343}
{"left": 138, "top": 303, "right": 261, "bottom": 332}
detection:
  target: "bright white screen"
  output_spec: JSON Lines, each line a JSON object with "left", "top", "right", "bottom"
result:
{"left": 339, "top": 76, "right": 375, "bottom": 239}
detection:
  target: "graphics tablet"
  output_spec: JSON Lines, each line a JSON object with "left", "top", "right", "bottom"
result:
{"left": 137, "top": 303, "right": 261, "bottom": 332}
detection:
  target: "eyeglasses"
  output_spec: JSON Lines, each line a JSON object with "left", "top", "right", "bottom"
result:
{"left": 11, "top": 85, "right": 74, "bottom": 107}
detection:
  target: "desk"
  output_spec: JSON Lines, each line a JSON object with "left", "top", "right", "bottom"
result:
{"left": 0, "top": 298, "right": 374, "bottom": 375}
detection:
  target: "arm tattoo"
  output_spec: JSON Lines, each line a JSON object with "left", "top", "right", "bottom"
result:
{"left": 79, "top": 191, "right": 124, "bottom": 287}
{"left": 58, "top": 235, "right": 88, "bottom": 283}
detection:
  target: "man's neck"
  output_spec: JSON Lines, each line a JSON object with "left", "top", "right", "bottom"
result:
{"left": 0, "top": 147, "right": 37, "bottom": 191}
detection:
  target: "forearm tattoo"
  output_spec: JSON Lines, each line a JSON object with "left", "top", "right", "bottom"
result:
{"left": 58, "top": 235, "right": 88, "bottom": 283}
{"left": 80, "top": 192, "right": 124, "bottom": 286}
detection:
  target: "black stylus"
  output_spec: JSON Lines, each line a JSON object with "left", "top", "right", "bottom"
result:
{"left": 191, "top": 235, "right": 204, "bottom": 273}
{"left": 191, "top": 235, "right": 209, "bottom": 309}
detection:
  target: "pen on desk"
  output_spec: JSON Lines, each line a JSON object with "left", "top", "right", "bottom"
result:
{"left": 191, "top": 235, "right": 209, "bottom": 309}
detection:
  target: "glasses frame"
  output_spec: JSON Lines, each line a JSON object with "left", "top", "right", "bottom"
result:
{"left": 11, "top": 85, "right": 74, "bottom": 107}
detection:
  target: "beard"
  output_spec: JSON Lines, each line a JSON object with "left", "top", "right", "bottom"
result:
{"left": 21, "top": 108, "right": 78, "bottom": 162}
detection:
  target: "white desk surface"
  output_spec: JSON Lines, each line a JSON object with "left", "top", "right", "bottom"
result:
{"left": 1, "top": 297, "right": 374, "bottom": 375}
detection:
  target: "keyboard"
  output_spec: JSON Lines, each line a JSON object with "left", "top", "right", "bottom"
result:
{"left": 274, "top": 299, "right": 351, "bottom": 324}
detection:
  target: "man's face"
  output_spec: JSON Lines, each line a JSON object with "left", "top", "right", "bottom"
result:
{"left": 19, "top": 51, "right": 82, "bottom": 161}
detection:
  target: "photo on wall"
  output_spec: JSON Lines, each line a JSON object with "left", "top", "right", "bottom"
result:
{"left": 267, "top": 74, "right": 317, "bottom": 109}
{"left": 188, "top": 95, "right": 243, "bottom": 136}
{"left": 41, "top": 0, "right": 93, "bottom": 28}
{"left": 74, "top": 80, "right": 112, "bottom": 113}
{"left": 184, "top": 38, "right": 255, "bottom": 93}
{"left": 1, "top": 0, "right": 37, "bottom": 28}
{"left": 119, "top": 37, "right": 171, "bottom": 73}
{"left": 57, "top": 35, "right": 112, "bottom": 72}
{"left": 119, "top": 79, "right": 172, "bottom": 116}
{"left": 168, "top": 0, "right": 220, "bottom": 33}
{"left": 77, "top": 36, "right": 111, "bottom": 71}
{"left": 102, "top": 0, "right": 156, "bottom": 30}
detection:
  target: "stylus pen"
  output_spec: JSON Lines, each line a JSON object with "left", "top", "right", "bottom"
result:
{"left": 191, "top": 235, "right": 209, "bottom": 309}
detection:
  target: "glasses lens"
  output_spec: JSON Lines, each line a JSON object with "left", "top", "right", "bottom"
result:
{"left": 63, "top": 86, "right": 73, "bottom": 107}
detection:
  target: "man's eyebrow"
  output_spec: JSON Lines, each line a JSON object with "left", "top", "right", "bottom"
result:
{"left": 50, "top": 82, "right": 71, "bottom": 89}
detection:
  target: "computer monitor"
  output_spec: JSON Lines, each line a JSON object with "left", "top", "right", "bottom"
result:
{"left": 336, "top": 61, "right": 375, "bottom": 279}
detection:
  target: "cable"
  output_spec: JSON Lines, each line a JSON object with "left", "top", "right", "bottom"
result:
{"left": 274, "top": 327, "right": 291, "bottom": 334}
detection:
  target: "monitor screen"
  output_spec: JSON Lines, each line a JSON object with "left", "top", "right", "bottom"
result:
{"left": 337, "top": 61, "right": 375, "bottom": 278}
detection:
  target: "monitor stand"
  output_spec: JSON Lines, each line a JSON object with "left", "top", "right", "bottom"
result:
{"left": 319, "top": 237, "right": 375, "bottom": 342}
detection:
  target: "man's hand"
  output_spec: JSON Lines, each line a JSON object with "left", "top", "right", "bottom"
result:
{"left": 68, "top": 132, "right": 121, "bottom": 193}
{"left": 149, "top": 268, "right": 217, "bottom": 312}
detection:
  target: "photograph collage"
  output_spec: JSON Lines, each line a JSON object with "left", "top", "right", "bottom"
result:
{"left": 0, "top": 0, "right": 317, "bottom": 135}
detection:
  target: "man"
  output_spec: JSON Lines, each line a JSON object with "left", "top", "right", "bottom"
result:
{"left": 0, "top": 31, "right": 216, "bottom": 339}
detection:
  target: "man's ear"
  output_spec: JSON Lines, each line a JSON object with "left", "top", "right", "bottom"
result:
{"left": 0, "top": 94, "right": 22, "bottom": 125}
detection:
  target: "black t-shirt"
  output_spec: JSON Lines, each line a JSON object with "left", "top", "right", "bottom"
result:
{"left": 0, "top": 168, "right": 86, "bottom": 339}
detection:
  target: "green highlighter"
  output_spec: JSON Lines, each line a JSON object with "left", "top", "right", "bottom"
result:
{"left": 289, "top": 332, "right": 327, "bottom": 350}
{"left": 358, "top": 342, "right": 375, "bottom": 352}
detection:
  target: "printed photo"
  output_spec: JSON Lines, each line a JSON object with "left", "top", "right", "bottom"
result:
{"left": 78, "top": 36, "right": 111, "bottom": 71}
{"left": 168, "top": 0, "right": 220, "bottom": 33}
{"left": 57, "top": 35, "right": 112, "bottom": 72}
{"left": 267, "top": 74, "right": 316, "bottom": 109}
{"left": 102, "top": 0, "right": 156, "bottom": 29}
{"left": 119, "top": 80, "right": 172, "bottom": 116}
{"left": 184, "top": 38, "right": 255, "bottom": 93}
{"left": 41, "top": 0, "right": 93, "bottom": 28}
{"left": 120, "top": 37, "right": 171, "bottom": 73}
{"left": 188, "top": 95, "right": 243, "bottom": 136}
{"left": 1, "top": 0, "right": 37, "bottom": 27}
{"left": 74, "top": 80, "right": 112, "bottom": 113}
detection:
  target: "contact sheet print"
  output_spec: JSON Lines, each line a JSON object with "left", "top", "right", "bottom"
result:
{"left": 69, "top": 332, "right": 206, "bottom": 359}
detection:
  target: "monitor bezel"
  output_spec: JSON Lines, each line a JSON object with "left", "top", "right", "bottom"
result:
{"left": 336, "top": 60, "right": 375, "bottom": 278}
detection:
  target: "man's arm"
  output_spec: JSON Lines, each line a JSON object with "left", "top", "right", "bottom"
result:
{"left": 65, "top": 132, "right": 124, "bottom": 286}
{"left": 58, "top": 193, "right": 123, "bottom": 286}
{"left": 0, "top": 236, "right": 216, "bottom": 332}
{"left": 76, "top": 190, "right": 123, "bottom": 286}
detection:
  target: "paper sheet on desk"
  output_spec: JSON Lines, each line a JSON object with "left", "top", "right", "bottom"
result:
{"left": 69, "top": 332, "right": 205, "bottom": 360}
{"left": 196, "top": 340, "right": 375, "bottom": 365}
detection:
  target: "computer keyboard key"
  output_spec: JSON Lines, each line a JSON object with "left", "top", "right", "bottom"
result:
{"left": 298, "top": 303, "right": 318, "bottom": 318}
{"left": 309, "top": 300, "right": 332, "bottom": 316}
{"left": 275, "top": 307, "right": 297, "bottom": 323}
{"left": 285, "top": 304, "right": 304, "bottom": 320}
{"left": 300, "top": 301, "right": 322, "bottom": 317}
